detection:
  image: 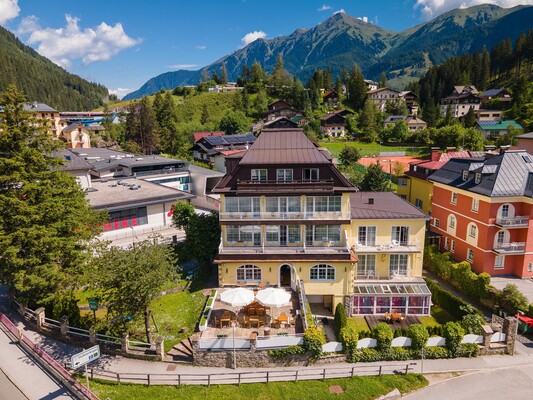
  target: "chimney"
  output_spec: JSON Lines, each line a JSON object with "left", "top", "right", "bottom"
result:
{"left": 430, "top": 147, "right": 440, "bottom": 162}
{"left": 368, "top": 198, "right": 374, "bottom": 205}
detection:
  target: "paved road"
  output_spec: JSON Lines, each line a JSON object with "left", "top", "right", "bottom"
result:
{"left": 405, "top": 366, "right": 533, "bottom": 399}
{"left": 0, "top": 368, "right": 27, "bottom": 400}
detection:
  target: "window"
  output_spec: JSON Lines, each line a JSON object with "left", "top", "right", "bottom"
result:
{"left": 494, "top": 256, "right": 504, "bottom": 270}
{"left": 391, "top": 226, "right": 409, "bottom": 246}
{"left": 472, "top": 198, "right": 479, "bottom": 212}
{"left": 469, "top": 224, "right": 477, "bottom": 238}
{"left": 306, "top": 196, "right": 341, "bottom": 213}
{"left": 277, "top": 169, "right": 293, "bottom": 181}
{"left": 450, "top": 240, "right": 455, "bottom": 253}
{"left": 495, "top": 230, "right": 506, "bottom": 246}
{"left": 451, "top": 192, "right": 458, "bottom": 204}
{"left": 390, "top": 255, "right": 408, "bottom": 276}
{"left": 303, "top": 168, "right": 319, "bottom": 181}
{"left": 225, "top": 197, "right": 260, "bottom": 213}
{"left": 434, "top": 218, "right": 440, "bottom": 228}
{"left": 500, "top": 204, "right": 510, "bottom": 218}
{"left": 462, "top": 170, "right": 469, "bottom": 181}
{"left": 266, "top": 226, "right": 280, "bottom": 243}
{"left": 226, "top": 225, "right": 261, "bottom": 243}
{"left": 449, "top": 215, "right": 456, "bottom": 229}
{"left": 444, "top": 237, "right": 449, "bottom": 249}
{"left": 475, "top": 173, "right": 481, "bottom": 184}
{"left": 236, "top": 265, "right": 261, "bottom": 281}
{"left": 467, "top": 249, "right": 474, "bottom": 262}
{"left": 357, "top": 255, "right": 376, "bottom": 278}
{"left": 266, "top": 197, "right": 301, "bottom": 213}
{"left": 358, "top": 226, "right": 377, "bottom": 246}
{"left": 288, "top": 225, "right": 301, "bottom": 243}
{"left": 251, "top": 169, "right": 267, "bottom": 181}
{"left": 308, "top": 225, "right": 341, "bottom": 243}
{"left": 415, "top": 199, "right": 423, "bottom": 209}
{"left": 310, "top": 264, "right": 335, "bottom": 281}
{"left": 398, "top": 178, "right": 408, "bottom": 187}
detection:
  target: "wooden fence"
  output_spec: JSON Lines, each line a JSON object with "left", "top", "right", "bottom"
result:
{"left": 88, "top": 363, "right": 416, "bottom": 386}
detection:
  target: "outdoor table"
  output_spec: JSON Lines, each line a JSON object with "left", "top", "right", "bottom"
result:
{"left": 278, "top": 315, "right": 289, "bottom": 327}
{"left": 391, "top": 312, "right": 401, "bottom": 322}
{"left": 220, "top": 317, "right": 231, "bottom": 328}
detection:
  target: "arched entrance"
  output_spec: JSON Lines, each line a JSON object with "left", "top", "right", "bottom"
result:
{"left": 279, "top": 264, "right": 291, "bottom": 287}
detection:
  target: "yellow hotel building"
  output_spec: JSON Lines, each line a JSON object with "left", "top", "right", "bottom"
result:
{"left": 213, "top": 128, "right": 430, "bottom": 316}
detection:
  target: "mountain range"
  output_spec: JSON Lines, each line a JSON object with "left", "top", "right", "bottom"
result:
{"left": 0, "top": 26, "right": 108, "bottom": 110}
{"left": 124, "top": 4, "right": 533, "bottom": 100}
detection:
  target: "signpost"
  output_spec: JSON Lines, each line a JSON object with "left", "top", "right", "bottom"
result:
{"left": 88, "top": 298, "right": 99, "bottom": 323}
{"left": 71, "top": 345, "right": 100, "bottom": 390}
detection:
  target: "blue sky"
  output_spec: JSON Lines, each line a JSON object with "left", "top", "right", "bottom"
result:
{"left": 1, "top": 0, "right": 531, "bottom": 98}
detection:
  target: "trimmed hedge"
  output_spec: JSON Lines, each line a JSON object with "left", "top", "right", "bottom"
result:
{"left": 424, "top": 277, "right": 481, "bottom": 320}
{"left": 372, "top": 323, "right": 394, "bottom": 350}
{"left": 303, "top": 328, "right": 327, "bottom": 359}
{"left": 334, "top": 303, "right": 347, "bottom": 340}
{"left": 268, "top": 345, "right": 306, "bottom": 359}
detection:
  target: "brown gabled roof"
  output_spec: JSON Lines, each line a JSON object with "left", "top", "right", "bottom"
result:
{"left": 239, "top": 128, "right": 331, "bottom": 165}
{"left": 192, "top": 131, "right": 224, "bottom": 142}
{"left": 351, "top": 192, "right": 428, "bottom": 220}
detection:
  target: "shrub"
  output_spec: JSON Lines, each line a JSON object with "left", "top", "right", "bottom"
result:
{"left": 408, "top": 324, "right": 429, "bottom": 350}
{"left": 356, "top": 348, "right": 381, "bottom": 362}
{"left": 372, "top": 322, "right": 394, "bottom": 350}
{"left": 303, "top": 328, "right": 326, "bottom": 359}
{"left": 459, "top": 343, "right": 479, "bottom": 358}
{"left": 497, "top": 284, "right": 529, "bottom": 314}
{"left": 443, "top": 321, "right": 465, "bottom": 357}
{"left": 460, "top": 305, "right": 485, "bottom": 334}
{"left": 393, "top": 327, "right": 408, "bottom": 338}
{"left": 268, "top": 345, "right": 306, "bottom": 359}
{"left": 339, "top": 326, "right": 358, "bottom": 354}
{"left": 528, "top": 304, "right": 533, "bottom": 319}
{"left": 424, "top": 277, "right": 481, "bottom": 320}
{"left": 334, "top": 303, "right": 347, "bottom": 339}
{"left": 424, "top": 346, "right": 450, "bottom": 359}
{"left": 380, "top": 347, "right": 413, "bottom": 361}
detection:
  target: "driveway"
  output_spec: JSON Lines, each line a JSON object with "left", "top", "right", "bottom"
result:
{"left": 491, "top": 276, "right": 533, "bottom": 303}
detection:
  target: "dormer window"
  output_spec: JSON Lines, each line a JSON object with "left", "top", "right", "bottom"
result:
{"left": 303, "top": 168, "right": 319, "bottom": 181}
{"left": 462, "top": 170, "right": 469, "bottom": 181}
{"left": 475, "top": 173, "right": 481, "bottom": 184}
{"left": 251, "top": 169, "right": 267, "bottom": 181}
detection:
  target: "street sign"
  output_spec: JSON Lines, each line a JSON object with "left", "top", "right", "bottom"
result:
{"left": 88, "top": 298, "right": 99, "bottom": 312}
{"left": 71, "top": 345, "right": 100, "bottom": 369}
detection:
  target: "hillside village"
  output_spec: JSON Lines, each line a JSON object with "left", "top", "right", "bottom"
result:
{"left": 1, "top": 4, "right": 533, "bottom": 400}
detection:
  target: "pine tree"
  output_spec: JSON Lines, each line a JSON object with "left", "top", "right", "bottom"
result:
{"left": 379, "top": 72, "right": 387, "bottom": 88}
{"left": 0, "top": 85, "right": 104, "bottom": 306}
{"left": 220, "top": 62, "right": 228, "bottom": 84}
{"left": 200, "top": 103, "right": 210, "bottom": 124}
{"left": 361, "top": 162, "right": 390, "bottom": 192}
{"left": 126, "top": 96, "right": 159, "bottom": 154}
{"left": 347, "top": 65, "right": 367, "bottom": 111}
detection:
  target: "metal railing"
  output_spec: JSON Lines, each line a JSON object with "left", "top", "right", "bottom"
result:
{"left": 87, "top": 363, "right": 416, "bottom": 386}
{"left": 219, "top": 211, "right": 351, "bottom": 221}
{"left": 495, "top": 216, "right": 529, "bottom": 227}
{"left": 296, "top": 279, "right": 311, "bottom": 330}
{"left": 493, "top": 242, "right": 526, "bottom": 253}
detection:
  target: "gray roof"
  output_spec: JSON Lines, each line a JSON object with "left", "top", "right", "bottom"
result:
{"left": 384, "top": 115, "right": 408, "bottom": 123}
{"left": 517, "top": 132, "right": 533, "bottom": 139}
{"left": 239, "top": 128, "right": 330, "bottom": 165}
{"left": 429, "top": 150, "right": 533, "bottom": 197}
{"left": 52, "top": 149, "right": 93, "bottom": 171}
{"left": 0, "top": 102, "right": 58, "bottom": 113}
{"left": 350, "top": 192, "right": 428, "bottom": 220}
{"left": 86, "top": 178, "right": 194, "bottom": 211}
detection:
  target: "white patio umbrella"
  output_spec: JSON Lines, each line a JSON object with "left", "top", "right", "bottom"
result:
{"left": 220, "top": 287, "right": 255, "bottom": 307}
{"left": 255, "top": 288, "right": 291, "bottom": 327}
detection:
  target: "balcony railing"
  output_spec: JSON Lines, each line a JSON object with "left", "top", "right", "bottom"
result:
{"left": 495, "top": 216, "right": 529, "bottom": 228}
{"left": 493, "top": 242, "right": 526, "bottom": 254}
{"left": 236, "top": 179, "right": 334, "bottom": 193}
{"left": 219, "top": 211, "right": 351, "bottom": 221}
{"left": 352, "top": 241, "right": 421, "bottom": 254}
{"left": 355, "top": 269, "right": 414, "bottom": 280}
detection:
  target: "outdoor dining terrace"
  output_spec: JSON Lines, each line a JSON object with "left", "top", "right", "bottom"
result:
{"left": 200, "top": 288, "right": 304, "bottom": 339}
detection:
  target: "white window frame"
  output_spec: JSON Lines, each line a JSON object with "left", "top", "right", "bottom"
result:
{"left": 469, "top": 224, "right": 477, "bottom": 238}
{"left": 306, "top": 196, "right": 341, "bottom": 213}
{"left": 310, "top": 264, "right": 335, "bottom": 281}
{"left": 475, "top": 173, "right": 481, "bottom": 184}
{"left": 462, "top": 170, "right": 469, "bottom": 181}
{"left": 472, "top": 198, "right": 479, "bottom": 213}
{"left": 451, "top": 240, "right": 455, "bottom": 253}
{"left": 358, "top": 226, "right": 377, "bottom": 246}
{"left": 434, "top": 218, "right": 440, "bottom": 228}
{"left": 303, "top": 168, "right": 319, "bottom": 181}
{"left": 391, "top": 226, "right": 409, "bottom": 246}
{"left": 251, "top": 169, "right": 267, "bottom": 181}
{"left": 444, "top": 237, "right": 449, "bottom": 249}
{"left": 276, "top": 169, "right": 293, "bottom": 181}
{"left": 236, "top": 265, "right": 262, "bottom": 282}
{"left": 467, "top": 249, "right": 474, "bottom": 262}
{"left": 494, "top": 255, "right": 504, "bottom": 270}
{"left": 357, "top": 255, "right": 376, "bottom": 278}
{"left": 451, "top": 192, "right": 458, "bottom": 205}
{"left": 449, "top": 215, "right": 456, "bottom": 229}
{"left": 398, "top": 178, "right": 408, "bottom": 187}
{"left": 415, "top": 199, "right": 423, "bottom": 209}
{"left": 225, "top": 197, "right": 260, "bottom": 213}
{"left": 389, "top": 254, "right": 409, "bottom": 276}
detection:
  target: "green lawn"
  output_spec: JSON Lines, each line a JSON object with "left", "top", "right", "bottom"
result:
{"left": 346, "top": 317, "right": 371, "bottom": 333}
{"left": 89, "top": 374, "right": 428, "bottom": 400}
{"left": 319, "top": 141, "right": 426, "bottom": 158}
{"left": 429, "top": 305, "right": 455, "bottom": 325}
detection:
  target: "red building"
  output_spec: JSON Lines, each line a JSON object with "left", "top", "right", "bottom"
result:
{"left": 429, "top": 150, "right": 533, "bottom": 278}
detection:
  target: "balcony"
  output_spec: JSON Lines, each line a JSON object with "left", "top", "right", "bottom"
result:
{"left": 236, "top": 179, "right": 334, "bottom": 194}
{"left": 352, "top": 241, "right": 421, "bottom": 254}
{"left": 493, "top": 242, "right": 526, "bottom": 254}
{"left": 355, "top": 269, "right": 415, "bottom": 281}
{"left": 495, "top": 216, "right": 529, "bottom": 228}
{"left": 219, "top": 211, "right": 351, "bottom": 222}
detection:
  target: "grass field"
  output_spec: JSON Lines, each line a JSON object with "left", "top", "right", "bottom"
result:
{"left": 319, "top": 141, "right": 426, "bottom": 159}
{"left": 89, "top": 374, "right": 428, "bottom": 400}
{"left": 346, "top": 317, "right": 371, "bottom": 333}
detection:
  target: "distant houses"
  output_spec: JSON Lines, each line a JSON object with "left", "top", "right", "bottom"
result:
{"left": 383, "top": 115, "right": 427, "bottom": 131}
{"left": 192, "top": 133, "right": 257, "bottom": 166}
{"left": 367, "top": 88, "right": 419, "bottom": 115}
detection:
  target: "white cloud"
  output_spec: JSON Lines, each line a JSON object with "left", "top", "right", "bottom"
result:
{"left": 333, "top": 9, "right": 345, "bottom": 14}
{"left": 196, "top": 45, "right": 207, "bottom": 50}
{"left": 0, "top": 0, "right": 20, "bottom": 24}
{"left": 357, "top": 16, "right": 369, "bottom": 23}
{"left": 168, "top": 64, "right": 198, "bottom": 69}
{"left": 241, "top": 30, "right": 266, "bottom": 46}
{"left": 414, "top": 0, "right": 533, "bottom": 19}
{"left": 318, "top": 4, "right": 332, "bottom": 11}
{"left": 109, "top": 87, "right": 131, "bottom": 99}
{"left": 21, "top": 14, "right": 142, "bottom": 68}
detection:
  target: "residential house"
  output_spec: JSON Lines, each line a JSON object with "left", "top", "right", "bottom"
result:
{"left": 1, "top": 102, "right": 60, "bottom": 137}
{"left": 212, "top": 149, "right": 247, "bottom": 173}
{"left": 477, "top": 109, "right": 504, "bottom": 122}
{"left": 476, "top": 120, "right": 523, "bottom": 139}
{"left": 323, "top": 90, "right": 340, "bottom": 107}
{"left": 192, "top": 133, "right": 256, "bottom": 163}
{"left": 320, "top": 110, "right": 348, "bottom": 138}
{"left": 291, "top": 115, "right": 310, "bottom": 126}
{"left": 397, "top": 149, "right": 476, "bottom": 215}
{"left": 213, "top": 127, "right": 430, "bottom": 315}
{"left": 192, "top": 131, "right": 224, "bottom": 143}
{"left": 264, "top": 100, "right": 303, "bottom": 122}
{"left": 479, "top": 88, "right": 512, "bottom": 108}
{"left": 383, "top": 116, "right": 427, "bottom": 131}
{"left": 264, "top": 117, "right": 299, "bottom": 130}
{"left": 440, "top": 85, "right": 480, "bottom": 118}
{"left": 364, "top": 80, "right": 378, "bottom": 91}
{"left": 429, "top": 150, "right": 533, "bottom": 278}
{"left": 59, "top": 123, "right": 106, "bottom": 148}
{"left": 368, "top": 88, "right": 418, "bottom": 114}
{"left": 517, "top": 132, "right": 533, "bottom": 154}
